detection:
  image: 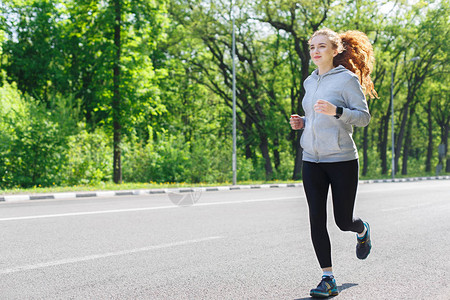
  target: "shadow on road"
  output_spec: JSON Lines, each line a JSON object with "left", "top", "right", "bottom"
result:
{"left": 338, "top": 282, "right": 358, "bottom": 292}
{"left": 294, "top": 282, "right": 358, "bottom": 299}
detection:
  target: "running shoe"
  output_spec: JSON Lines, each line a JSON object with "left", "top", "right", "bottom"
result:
{"left": 356, "top": 221, "right": 371, "bottom": 259}
{"left": 310, "top": 275, "right": 339, "bottom": 298}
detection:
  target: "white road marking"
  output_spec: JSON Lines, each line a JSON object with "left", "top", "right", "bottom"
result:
{"left": 381, "top": 202, "right": 432, "bottom": 212}
{"left": 0, "top": 196, "right": 300, "bottom": 222}
{"left": 380, "top": 207, "right": 404, "bottom": 212}
{"left": 0, "top": 236, "right": 223, "bottom": 275}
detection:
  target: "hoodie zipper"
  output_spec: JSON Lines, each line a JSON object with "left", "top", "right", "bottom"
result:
{"left": 305, "top": 66, "right": 348, "bottom": 162}
{"left": 311, "top": 75, "right": 322, "bottom": 162}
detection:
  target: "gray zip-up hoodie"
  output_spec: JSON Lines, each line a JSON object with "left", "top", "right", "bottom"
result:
{"left": 300, "top": 65, "right": 371, "bottom": 163}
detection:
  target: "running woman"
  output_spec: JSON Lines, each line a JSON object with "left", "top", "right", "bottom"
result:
{"left": 290, "top": 28, "right": 377, "bottom": 298}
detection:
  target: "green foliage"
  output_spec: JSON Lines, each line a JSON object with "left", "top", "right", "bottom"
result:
{"left": 1, "top": 0, "right": 64, "bottom": 101}
{"left": 60, "top": 124, "right": 113, "bottom": 185}
{"left": 122, "top": 133, "right": 189, "bottom": 183}
{"left": 0, "top": 81, "right": 67, "bottom": 188}
{"left": 0, "top": 0, "right": 449, "bottom": 189}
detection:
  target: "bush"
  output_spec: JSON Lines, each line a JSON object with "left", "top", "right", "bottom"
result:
{"left": 59, "top": 124, "right": 113, "bottom": 185}
{"left": 122, "top": 133, "right": 190, "bottom": 183}
{"left": 0, "top": 82, "right": 68, "bottom": 188}
{"left": 122, "top": 131, "right": 235, "bottom": 184}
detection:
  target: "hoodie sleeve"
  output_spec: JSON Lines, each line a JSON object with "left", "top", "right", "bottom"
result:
{"left": 339, "top": 76, "right": 371, "bottom": 127}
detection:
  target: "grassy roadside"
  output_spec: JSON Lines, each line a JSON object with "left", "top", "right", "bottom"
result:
{"left": 1, "top": 172, "right": 448, "bottom": 196}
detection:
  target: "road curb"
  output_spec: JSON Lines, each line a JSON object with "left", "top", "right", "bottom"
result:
{"left": 0, "top": 184, "right": 304, "bottom": 203}
{"left": 1, "top": 176, "right": 449, "bottom": 203}
{"left": 360, "top": 175, "right": 450, "bottom": 184}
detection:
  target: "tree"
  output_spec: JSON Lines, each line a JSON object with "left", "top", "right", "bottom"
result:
{"left": 392, "top": 1, "right": 448, "bottom": 175}
{"left": 1, "top": 0, "right": 449, "bottom": 187}
{"left": 63, "top": 0, "right": 168, "bottom": 183}
{"left": 429, "top": 73, "right": 450, "bottom": 173}
{"left": 1, "top": 0, "right": 65, "bottom": 102}
{"left": 112, "top": 0, "right": 122, "bottom": 183}
{"left": 169, "top": 0, "right": 294, "bottom": 180}
{"left": 255, "top": 0, "right": 332, "bottom": 179}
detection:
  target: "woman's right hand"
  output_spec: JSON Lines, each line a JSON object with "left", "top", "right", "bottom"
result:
{"left": 290, "top": 114, "right": 304, "bottom": 130}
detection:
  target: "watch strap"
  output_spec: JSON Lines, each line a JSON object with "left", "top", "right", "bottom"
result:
{"left": 334, "top": 106, "right": 343, "bottom": 119}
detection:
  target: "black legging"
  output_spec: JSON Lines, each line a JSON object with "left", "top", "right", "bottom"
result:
{"left": 302, "top": 159, "right": 365, "bottom": 268}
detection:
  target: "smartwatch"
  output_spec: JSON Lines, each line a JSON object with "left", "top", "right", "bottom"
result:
{"left": 334, "top": 106, "right": 343, "bottom": 119}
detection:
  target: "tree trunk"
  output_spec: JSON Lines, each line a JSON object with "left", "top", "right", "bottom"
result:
{"left": 243, "top": 116, "right": 253, "bottom": 159}
{"left": 379, "top": 114, "right": 389, "bottom": 175}
{"left": 401, "top": 106, "right": 416, "bottom": 175}
{"left": 395, "top": 100, "right": 410, "bottom": 172}
{"left": 443, "top": 125, "right": 450, "bottom": 173}
{"left": 259, "top": 134, "right": 273, "bottom": 181}
{"left": 401, "top": 119, "right": 412, "bottom": 175}
{"left": 273, "top": 136, "right": 280, "bottom": 171}
{"left": 425, "top": 99, "right": 433, "bottom": 172}
{"left": 380, "top": 93, "right": 394, "bottom": 175}
{"left": 362, "top": 125, "right": 369, "bottom": 176}
{"left": 113, "top": 0, "right": 122, "bottom": 184}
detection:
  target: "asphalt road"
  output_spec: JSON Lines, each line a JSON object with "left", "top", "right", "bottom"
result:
{"left": 1, "top": 180, "right": 449, "bottom": 299}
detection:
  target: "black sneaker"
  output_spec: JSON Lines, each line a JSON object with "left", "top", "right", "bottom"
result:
{"left": 310, "top": 275, "right": 339, "bottom": 298}
{"left": 356, "top": 221, "right": 371, "bottom": 259}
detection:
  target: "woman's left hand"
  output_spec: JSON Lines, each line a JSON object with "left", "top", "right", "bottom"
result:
{"left": 314, "top": 99, "right": 337, "bottom": 116}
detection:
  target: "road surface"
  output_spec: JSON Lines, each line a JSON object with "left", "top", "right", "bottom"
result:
{"left": 1, "top": 180, "right": 449, "bottom": 299}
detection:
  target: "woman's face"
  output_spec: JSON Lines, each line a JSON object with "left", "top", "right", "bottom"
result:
{"left": 309, "top": 35, "right": 338, "bottom": 68}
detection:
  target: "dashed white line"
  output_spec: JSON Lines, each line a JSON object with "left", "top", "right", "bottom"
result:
{"left": 0, "top": 236, "right": 223, "bottom": 275}
{"left": 381, "top": 202, "right": 432, "bottom": 212}
{"left": 0, "top": 196, "right": 300, "bottom": 222}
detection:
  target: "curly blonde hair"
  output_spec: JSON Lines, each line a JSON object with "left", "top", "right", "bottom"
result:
{"left": 309, "top": 28, "right": 378, "bottom": 99}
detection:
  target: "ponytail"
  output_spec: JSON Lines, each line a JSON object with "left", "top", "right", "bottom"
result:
{"left": 334, "top": 31, "right": 378, "bottom": 99}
